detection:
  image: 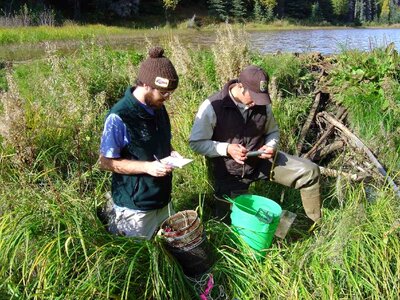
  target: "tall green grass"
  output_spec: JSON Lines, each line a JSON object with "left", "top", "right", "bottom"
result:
{"left": 1, "top": 26, "right": 399, "bottom": 299}
{"left": 0, "top": 25, "right": 159, "bottom": 45}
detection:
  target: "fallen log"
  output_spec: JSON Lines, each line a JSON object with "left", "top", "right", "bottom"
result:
{"left": 319, "top": 166, "right": 366, "bottom": 181}
{"left": 303, "top": 107, "right": 347, "bottom": 159}
{"left": 296, "top": 92, "right": 322, "bottom": 155}
{"left": 349, "top": 160, "right": 369, "bottom": 174}
{"left": 319, "top": 112, "right": 400, "bottom": 198}
{"left": 310, "top": 140, "right": 345, "bottom": 161}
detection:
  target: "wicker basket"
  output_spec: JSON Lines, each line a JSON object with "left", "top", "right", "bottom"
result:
{"left": 160, "top": 210, "right": 203, "bottom": 249}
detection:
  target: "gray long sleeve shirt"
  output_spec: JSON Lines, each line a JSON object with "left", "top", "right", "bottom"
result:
{"left": 189, "top": 98, "right": 280, "bottom": 157}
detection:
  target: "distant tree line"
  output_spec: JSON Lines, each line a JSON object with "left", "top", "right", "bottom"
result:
{"left": 1, "top": 0, "right": 399, "bottom": 25}
{"left": 208, "top": 0, "right": 400, "bottom": 24}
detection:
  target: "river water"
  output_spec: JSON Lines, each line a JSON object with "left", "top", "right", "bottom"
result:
{"left": 1, "top": 27, "right": 400, "bottom": 61}
{"left": 248, "top": 28, "right": 400, "bottom": 55}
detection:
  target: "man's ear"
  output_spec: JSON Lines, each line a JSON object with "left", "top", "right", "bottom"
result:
{"left": 142, "top": 83, "right": 152, "bottom": 91}
{"left": 239, "top": 84, "right": 247, "bottom": 95}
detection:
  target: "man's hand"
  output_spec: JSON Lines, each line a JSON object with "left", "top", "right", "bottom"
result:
{"left": 258, "top": 146, "right": 276, "bottom": 159}
{"left": 99, "top": 155, "right": 173, "bottom": 176}
{"left": 170, "top": 150, "right": 183, "bottom": 159}
{"left": 145, "top": 161, "right": 173, "bottom": 177}
{"left": 227, "top": 144, "right": 248, "bottom": 165}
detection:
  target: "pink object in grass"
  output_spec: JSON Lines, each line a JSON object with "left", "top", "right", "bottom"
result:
{"left": 199, "top": 274, "right": 214, "bottom": 300}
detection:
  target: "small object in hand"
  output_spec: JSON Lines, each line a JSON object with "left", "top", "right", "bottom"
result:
{"left": 246, "top": 150, "right": 266, "bottom": 157}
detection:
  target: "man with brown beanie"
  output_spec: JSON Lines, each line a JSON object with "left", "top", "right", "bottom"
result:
{"left": 99, "top": 46, "right": 180, "bottom": 239}
{"left": 189, "top": 65, "right": 321, "bottom": 225}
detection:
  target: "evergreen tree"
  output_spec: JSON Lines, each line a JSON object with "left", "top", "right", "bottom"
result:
{"left": 311, "top": 2, "right": 324, "bottom": 22}
{"left": 260, "top": 0, "right": 277, "bottom": 20}
{"left": 373, "top": 0, "right": 380, "bottom": 21}
{"left": 318, "top": 0, "right": 334, "bottom": 22}
{"left": 253, "top": 0, "right": 264, "bottom": 21}
{"left": 285, "top": 0, "right": 313, "bottom": 19}
{"left": 347, "top": 0, "right": 355, "bottom": 22}
{"left": 380, "top": 0, "right": 390, "bottom": 21}
{"left": 389, "top": 0, "right": 400, "bottom": 22}
{"left": 253, "top": 0, "right": 275, "bottom": 22}
{"left": 368, "top": 0, "right": 381, "bottom": 22}
{"left": 331, "top": 0, "right": 349, "bottom": 17}
{"left": 354, "top": 0, "right": 365, "bottom": 22}
{"left": 208, "top": 0, "right": 229, "bottom": 21}
{"left": 260, "top": 0, "right": 277, "bottom": 11}
{"left": 364, "top": 0, "right": 372, "bottom": 21}
{"left": 232, "top": 0, "right": 247, "bottom": 22}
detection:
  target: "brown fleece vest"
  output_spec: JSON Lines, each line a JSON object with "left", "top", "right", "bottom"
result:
{"left": 209, "top": 80, "right": 267, "bottom": 180}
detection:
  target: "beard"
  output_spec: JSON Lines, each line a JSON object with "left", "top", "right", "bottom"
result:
{"left": 144, "top": 93, "right": 164, "bottom": 109}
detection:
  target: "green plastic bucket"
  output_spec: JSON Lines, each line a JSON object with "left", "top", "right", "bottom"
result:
{"left": 230, "top": 194, "right": 282, "bottom": 255}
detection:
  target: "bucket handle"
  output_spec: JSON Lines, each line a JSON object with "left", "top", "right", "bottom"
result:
{"left": 223, "top": 195, "right": 273, "bottom": 224}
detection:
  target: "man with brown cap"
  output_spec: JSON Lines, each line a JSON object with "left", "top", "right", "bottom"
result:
{"left": 189, "top": 65, "right": 321, "bottom": 224}
{"left": 99, "top": 46, "right": 179, "bottom": 239}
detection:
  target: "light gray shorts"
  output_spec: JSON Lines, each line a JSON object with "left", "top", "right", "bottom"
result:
{"left": 108, "top": 202, "right": 175, "bottom": 240}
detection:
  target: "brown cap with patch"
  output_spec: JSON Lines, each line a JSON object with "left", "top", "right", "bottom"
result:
{"left": 239, "top": 65, "right": 271, "bottom": 105}
{"left": 138, "top": 46, "right": 179, "bottom": 91}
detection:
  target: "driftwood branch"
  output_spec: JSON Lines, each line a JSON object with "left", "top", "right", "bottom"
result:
{"left": 311, "top": 140, "right": 345, "bottom": 160}
{"left": 303, "top": 107, "right": 347, "bottom": 159}
{"left": 296, "top": 92, "right": 321, "bottom": 155}
{"left": 319, "top": 166, "right": 366, "bottom": 181}
{"left": 319, "top": 112, "right": 400, "bottom": 198}
{"left": 349, "top": 160, "right": 369, "bottom": 174}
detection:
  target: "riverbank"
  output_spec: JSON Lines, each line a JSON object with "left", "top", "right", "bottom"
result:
{"left": 1, "top": 23, "right": 400, "bottom": 63}
{"left": 1, "top": 21, "right": 399, "bottom": 46}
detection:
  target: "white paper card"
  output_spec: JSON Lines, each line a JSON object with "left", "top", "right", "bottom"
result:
{"left": 160, "top": 156, "right": 193, "bottom": 168}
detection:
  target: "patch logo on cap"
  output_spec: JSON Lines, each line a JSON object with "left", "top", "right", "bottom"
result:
{"left": 260, "top": 80, "right": 268, "bottom": 92}
{"left": 155, "top": 77, "right": 169, "bottom": 88}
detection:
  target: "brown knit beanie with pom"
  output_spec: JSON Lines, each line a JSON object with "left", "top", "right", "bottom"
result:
{"left": 137, "top": 46, "right": 179, "bottom": 91}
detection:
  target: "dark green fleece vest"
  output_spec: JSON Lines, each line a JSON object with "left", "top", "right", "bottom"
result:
{"left": 109, "top": 87, "right": 172, "bottom": 210}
